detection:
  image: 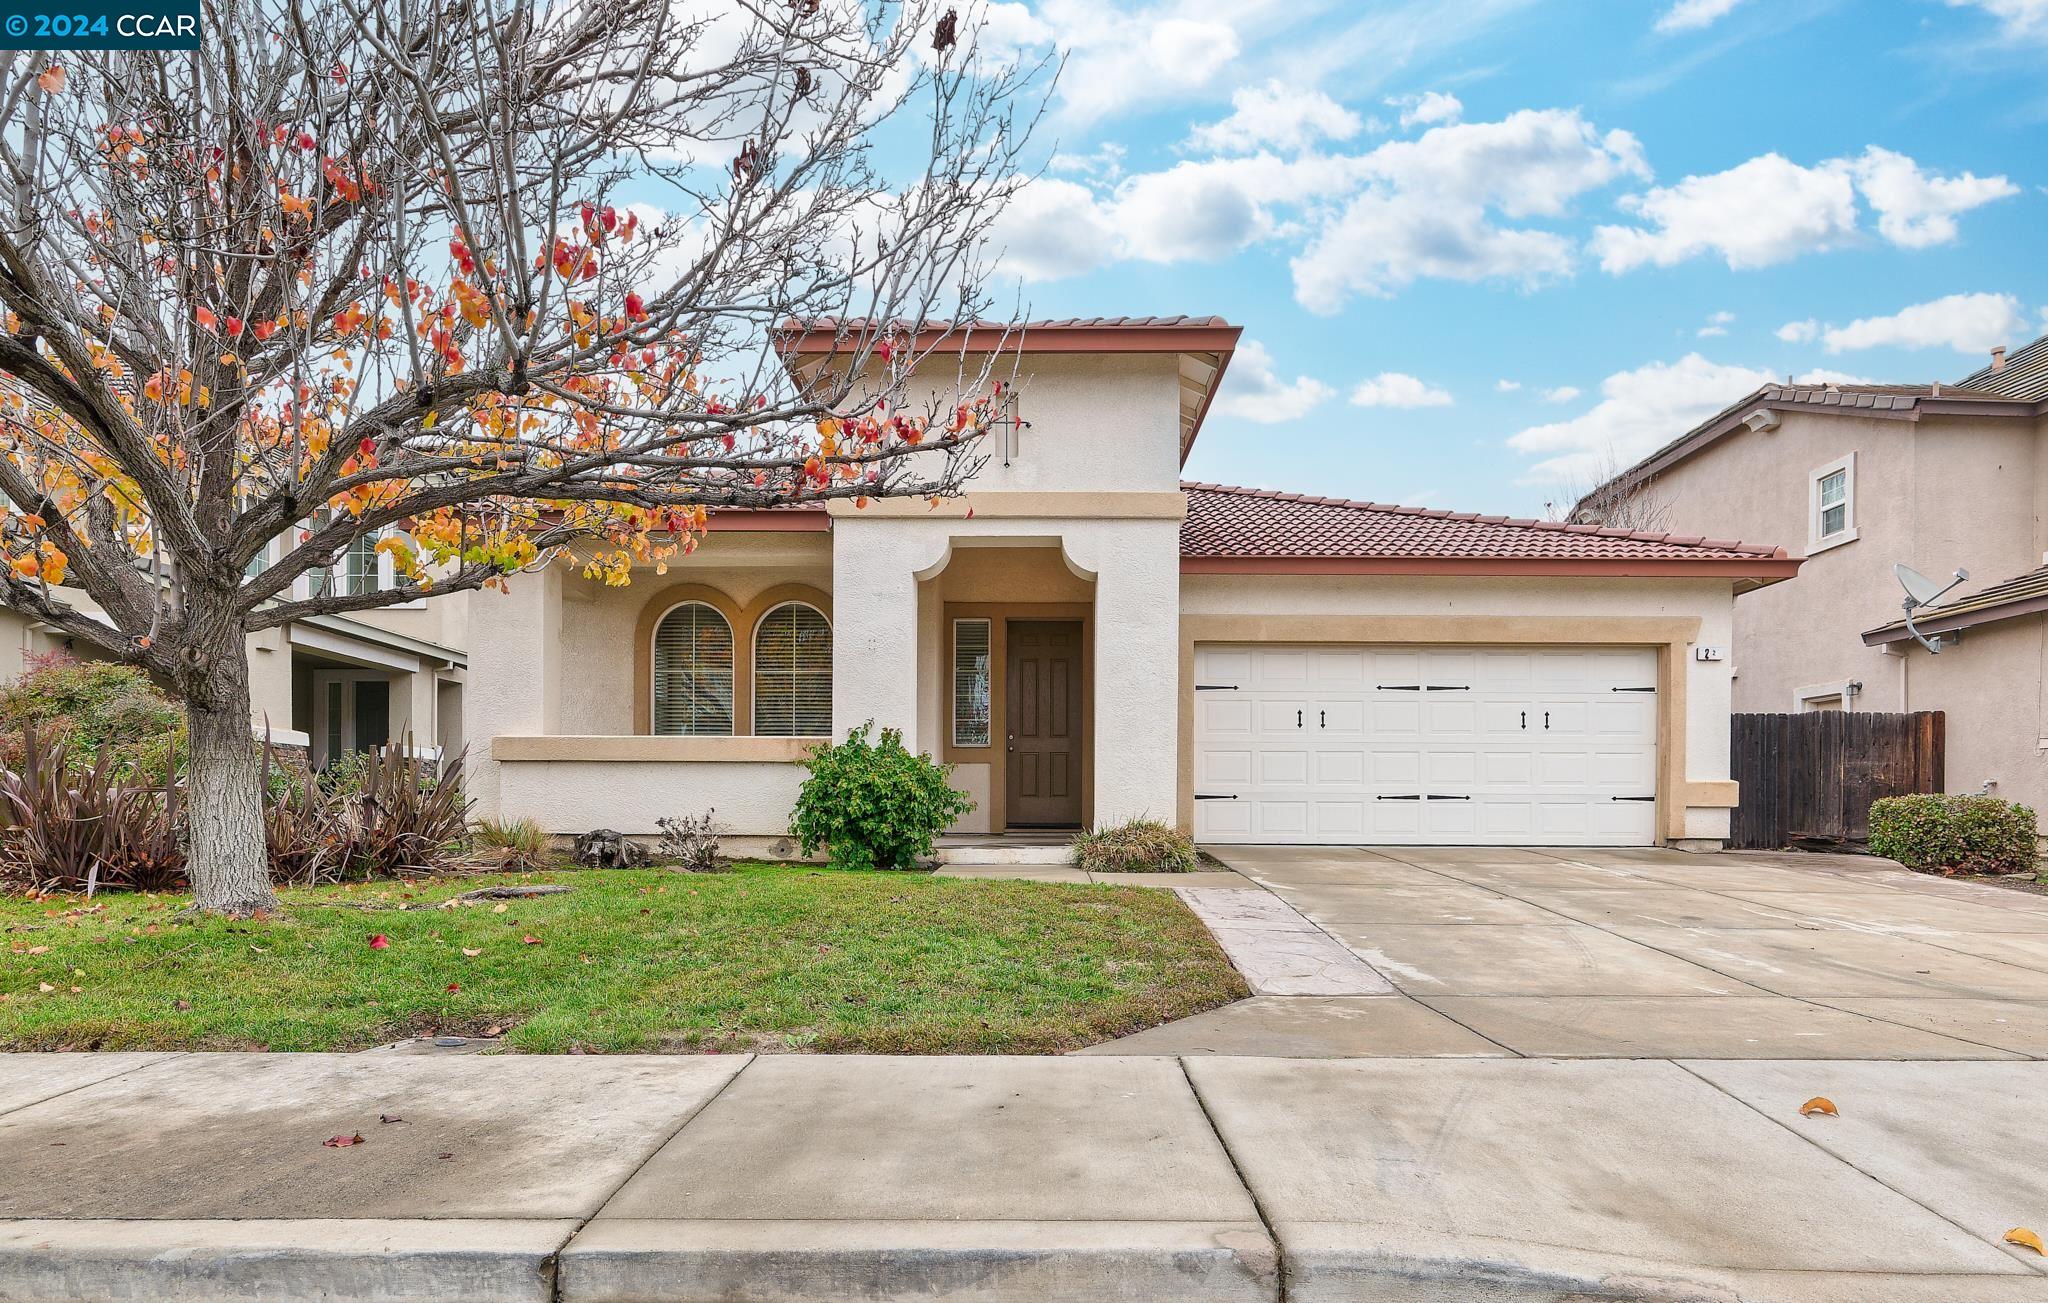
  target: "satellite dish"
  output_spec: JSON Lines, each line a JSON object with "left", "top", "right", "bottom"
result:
{"left": 1892, "top": 562, "right": 1970, "bottom": 654}
{"left": 1894, "top": 563, "right": 1952, "bottom": 607}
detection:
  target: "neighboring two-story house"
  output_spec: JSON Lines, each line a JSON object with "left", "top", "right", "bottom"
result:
{"left": 1584, "top": 332, "right": 2048, "bottom": 825}
{"left": 467, "top": 316, "right": 1798, "bottom": 852}
{"left": 2, "top": 532, "right": 466, "bottom": 768}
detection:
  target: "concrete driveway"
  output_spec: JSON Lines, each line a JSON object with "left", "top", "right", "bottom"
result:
{"left": 1092, "top": 846, "right": 2048, "bottom": 1059}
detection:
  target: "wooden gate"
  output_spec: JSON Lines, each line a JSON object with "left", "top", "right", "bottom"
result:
{"left": 1729, "top": 711, "right": 1944, "bottom": 849}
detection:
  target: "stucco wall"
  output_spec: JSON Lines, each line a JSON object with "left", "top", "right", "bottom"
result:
{"left": 1882, "top": 614, "right": 2048, "bottom": 817}
{"left": 495, "top": 757, "right": 805, "bottom": 838}
{"left": 1639, "top": 408, "right": 2042, "bottom": 717}
{"left": 889, "top": 352, "right": 1185, "bottom": 495}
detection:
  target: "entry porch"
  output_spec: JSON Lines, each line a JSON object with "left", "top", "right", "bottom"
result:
{"left": 468, "top": 503, "right": 1183, "bottom": 848}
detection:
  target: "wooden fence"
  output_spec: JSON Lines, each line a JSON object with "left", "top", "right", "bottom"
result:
{"left": 1728, "top": 711, "right": 1944, "bottom": 850}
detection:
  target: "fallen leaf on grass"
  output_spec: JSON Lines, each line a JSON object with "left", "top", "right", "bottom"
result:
{"left": 1799, "top": 1097, "right": 1838, "bottom": 1117}
{"left": 2006, "top": 1229, "right": 2044, "bottom": 1255}
{"left": 445, "top": 982, "right": 461, "bottom": 992}
{"left": 521, "top": 935, "right": 541, "bottom": 945}
{"left": 323, "top": 1133, "right": 366, "bottom": 1148}
{"left": 368, "top": 935, "right": 391, "bottom": 950}
{"left": 37, "top": 983, "right": 54, "bottom": 993}
{"left": 491, "top": 903, "right": 508, "bottom": 914}
{"left": 460, "top": 947, "right": 482, "bottom": 957}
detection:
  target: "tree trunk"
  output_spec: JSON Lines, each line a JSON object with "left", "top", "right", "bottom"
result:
{"left": 184, "top": 643, "right": 280, "bottom": 917}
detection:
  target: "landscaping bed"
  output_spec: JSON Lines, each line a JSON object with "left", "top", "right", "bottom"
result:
{"left": 0, "top": 865, "right": 1247, "bottom": 1054}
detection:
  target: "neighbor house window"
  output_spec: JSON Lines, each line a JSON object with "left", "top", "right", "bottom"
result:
{"left": 953, "top": 618, "right": 992, "bottom": 747}
{"left": 753, "top": 602, "right": 832, "bottom": 737}
{"left": 1809, "top": 454, "right": 1857, "bottom": 551}
{"left": 652, "top": 602, "right": 734, "bottom": 735}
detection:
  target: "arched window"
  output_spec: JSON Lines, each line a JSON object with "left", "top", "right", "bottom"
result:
{"left": 753, "top": 602, "right": 832, "bottom": 737}
{"left": 652, "top": 602, "right": 734, "bottom": 735}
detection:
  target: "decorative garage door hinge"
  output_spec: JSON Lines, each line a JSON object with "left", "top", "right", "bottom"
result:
{"left": 1194, "top": 684, "right": 1239, "bottom": 691}
{"left": 1610, "top": 795, "right": 1656, "bottom": 802}
{"left": 1193, "top": 793, "right": 1238, "bottom": 800}
{"left": 1611, "top": 686, "right": 1657, "bottom": 693}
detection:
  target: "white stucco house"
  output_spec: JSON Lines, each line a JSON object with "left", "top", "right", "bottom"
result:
{"left": 467, "top": 317, "right": 1800, "bottom": 852}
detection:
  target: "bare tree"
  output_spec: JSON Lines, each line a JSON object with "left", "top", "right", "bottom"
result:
{"left": 1547, "top": 450, "right": 1673, "bottom": 532}
{"left": 0, "top": 0, "right": 1046, "bottom": 915}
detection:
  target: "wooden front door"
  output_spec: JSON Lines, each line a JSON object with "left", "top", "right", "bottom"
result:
{"left": 1005, "top": 620, "right": 1084, "bottom": 827}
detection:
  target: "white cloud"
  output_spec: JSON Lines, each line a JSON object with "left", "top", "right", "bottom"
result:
{"left": 1697, "top": 310, "right": 1735, "bottom": 338}
{"left": 1034, "top": 1, "right": 1243, "bottom": 125}
{"left": 1793, "top": 368, "right": 1877, "bottom": 386}
{"left": 1509, "top": 353, "right": 1775, "bottom": 483}
{"left": 1594, "top": 147, "right": 2016, "bottom": 273}
{"left": 1351, "top": 372, "right": 1454, "bottom": 408}
{"left": 1541, "top": 385, "right": 1582, "bottom": 403}
{"left": 1292, "top": 109, "right": 1649, "bottom": 312}
{"left": 1849, "top": 146, "right": 2019, "bottom": 249}
{"left": 1047, "top": 142, "right": 1126, "bottom": 181}
{"left": 1594, "top": 154, "right": 1859, "bottom": 272}
{"left": 1776, "top": 319, "right": 1819, "bottom": 343}
{"left": 1189, "top": 81, "right": 1364, "bottom": 154}
{"left": 988, "top": 178, "right": 1121, "bottom": 281}
{"left": 1655, "top": 0, "right": 1748, "bottom": 32}
{"left": 1496, "top": 379, "right": 1523, "bottom": 392}
{"left": 1387, "top": 91, "right": 1463, "bottom": 128}
{"left": 1947, "top": 0, "right": 2048, "bottom": 38}
{"left": 1214, "top": 340, "right": 1335, "bottom": 424}
{"left": 1819, "top": 292, "right": 2031, "bottom": 354}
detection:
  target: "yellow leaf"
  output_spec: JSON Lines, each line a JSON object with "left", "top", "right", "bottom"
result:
{"left": 461, "top": 947, "right": 482, "bottom": 957}
{"left": 1799, "top": 1097, "right": 1838, "bottom": 1117}
{"left": 2006, "top": 1229, "right": 2044, "bottom": 1255}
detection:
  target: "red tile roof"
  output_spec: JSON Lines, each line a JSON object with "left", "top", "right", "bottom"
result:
{"left": 1180, "top": 483, "right": 1798, "bottom": 579}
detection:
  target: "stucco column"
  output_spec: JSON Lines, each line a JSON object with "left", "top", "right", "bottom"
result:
{"left": 1069, "top": 519, "right": 1181, "bottom": 827}
{"left": 829, "top": 518, "right": 929, "bottom": 750}
{"left": 467, "top": 563, "right": 562, "bottom": 820}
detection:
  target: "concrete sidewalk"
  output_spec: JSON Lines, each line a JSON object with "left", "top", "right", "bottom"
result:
{"left": 1, "top": 1053, "right": 2044, "bottom": 1301}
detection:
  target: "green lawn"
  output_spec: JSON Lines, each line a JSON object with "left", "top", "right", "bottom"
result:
{"left": 0, "top": 865, "right": 1247, "bottom": 1054}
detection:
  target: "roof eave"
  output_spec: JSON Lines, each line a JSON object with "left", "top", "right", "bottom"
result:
{"left": 1179, "top": 555, "right": 1804, "bottom": 580}
{"left": 1863, "top": 591, "right": 2048, "bottom": 645}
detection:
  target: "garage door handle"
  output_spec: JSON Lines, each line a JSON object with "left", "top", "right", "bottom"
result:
{"left": 1297, "top": 709, "right": 1303, "bottom": 728}
{"left": 1319, "top": 710, "right": 1326, "bottom": 728}
{"left": 1612, "top": 686, "right": 1656, "bottom": 693}
{"left": 1377, "top": 684, "right": 1422, "bottom": 691}
{"left": 1425, "top": 685, "right": 1470, "bottom": 691}
{"left": 1544, "top": 711, "right": 1551, "bottom": 730}
{"left": 1376, "top": 794, "right": 1422, "bottom": 801}
{"left": 1194, "top": 793, "right": 1238, "bottom": 801}
{"left": 1611, "top": 796, "right": 1656, "bottom": 802}
{"left": 1425, "top": 794, "right": 1471, "bottom": 801}
{"left": 1520, "top": 711, "right": 1527, "bottom": 730}
{"left": 1195, "top": 684, "right": 1239, "bottom": 691}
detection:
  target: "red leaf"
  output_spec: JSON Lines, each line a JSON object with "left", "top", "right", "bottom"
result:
{"left": 521, "top": 935, "right": 542, "bottom": 945}
{"left": 445, "top": 982, "right": 460, "bottom": 992}
{"left": 323, "top": 1133, "right": 366, "bottom": 1148}
{"left": 368, "top": 935, "right": 390, "bottom": 950}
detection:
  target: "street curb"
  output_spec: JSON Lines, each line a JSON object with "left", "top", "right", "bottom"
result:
{"left": 557, "top": 1218, "right": 1281, "bottom": 1302}
{"left": 0, "top": 1218, "right": 578, "bottom": 1302}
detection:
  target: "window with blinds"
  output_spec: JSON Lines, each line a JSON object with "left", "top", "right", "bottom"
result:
{"left": 953, "top": 618, "right": 992, "bottom": 747}
{"left": 753, "top": 603, "right": 832, "bottom": 737}
{"left": 652, "top": 602, "right": 735, "bottom": 735}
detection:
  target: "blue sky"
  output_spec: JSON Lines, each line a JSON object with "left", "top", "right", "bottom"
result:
{"left": 975, "top": 0, "right": 2048, "bottom": 517}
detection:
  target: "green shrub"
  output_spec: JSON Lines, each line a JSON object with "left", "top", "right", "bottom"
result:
{"left": 1868, "top": 793, "right": 2039, "bottom": 876}
{"left": 1072, "top": 818, "right": 1198, "bottom": 874}
{"left": 0, "top": 654, "right": 184, "bottom": 784}
{"left": 791, "top": 722, "right": 972, "bottom": 871}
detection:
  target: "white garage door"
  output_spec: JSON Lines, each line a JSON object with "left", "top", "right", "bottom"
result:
{"left": 1193, "top": 644, "right": 1659, "bottom": 846}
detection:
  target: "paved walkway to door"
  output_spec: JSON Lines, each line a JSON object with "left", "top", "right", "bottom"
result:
{"left": 1086, "top": 845, "right": 2048, "bottom": 1059}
